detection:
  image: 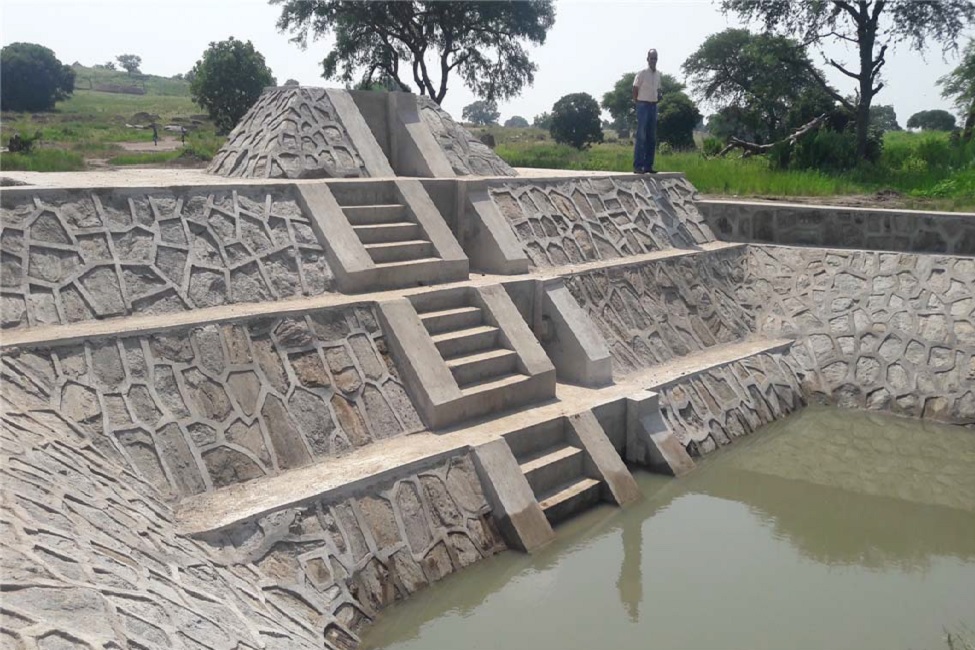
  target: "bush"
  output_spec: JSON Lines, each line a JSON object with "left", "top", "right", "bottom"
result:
{"left": 776, "top": 127, "right": 883, "bottom": 172}
{"left": 0, "top": 43, "right": 75, "bottom": 112}
{"left": 701, "top": 136, "right": 724, "bottom": 157}
{"left": 549, "top": 92, "right": 603, "bottom": 150}
{"left": 190, "top": 37, "right": 276, "bottom": 134}
{"left": 504, "top": 115, "right": 529, "bottom": 128}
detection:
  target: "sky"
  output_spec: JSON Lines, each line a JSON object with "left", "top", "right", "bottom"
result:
{"left": 2, "top": 0, "right": 971, "bottom": 127}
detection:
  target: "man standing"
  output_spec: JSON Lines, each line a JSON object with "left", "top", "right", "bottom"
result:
{"left": 632, "top": 49, "right": 661, "bottom": 174}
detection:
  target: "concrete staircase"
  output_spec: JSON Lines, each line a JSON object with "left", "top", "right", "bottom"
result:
{"left": 505, "top": 418, "right": 601, "bottom": 525}
{"left": 297, "top": 180, "right": 468, "bottom": 292}
{"left": 378, "top": 285, "right": 556, "bottom": 430}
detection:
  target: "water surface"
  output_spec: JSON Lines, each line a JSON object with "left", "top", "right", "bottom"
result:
{"left": 362, "top": 407, "right": 975, "bottom": 650}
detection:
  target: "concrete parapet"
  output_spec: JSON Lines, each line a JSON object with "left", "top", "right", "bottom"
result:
{"left": 699, "top": 199, "right": 975, "bottom": 255}
{"left": 565, "top": 410, "right": 640, "bottom": 504}
{"left": 471, "top": 438, "right": 555, "bottom": 551}
{"left": 624, "top": 390, "right": 695, "bottom": 476}
{"left": 541, "top": 279, "right": 613, "bottom": 387}
{"left": 458, "top": 180, "right": 531, "bottom": 274}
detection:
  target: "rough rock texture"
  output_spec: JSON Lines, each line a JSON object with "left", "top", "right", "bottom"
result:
{"left": 0, "top": 395, "right": 325, "bottom": 649}
{"left": 700, "top": 201, "right": 975, "bottom": 256}
{"left": 742, "top": 246, "right": 975, "bottom": 425}
{"left": 0, "top": 187, "right": 333, "bottom": 330}
{"left": 656, "top": 350, "right": 806, "bottom": 455}
{"left": 208, "top": 87, "right": 368, "bottom": 179}
{"left": 417, "top": 97, "right": 516, "bottom": 177}
{"left": 489, "top": 176, "right": 713, "bottom": 268}
{"left": 564, "top": 247, "right": 753, "bottom": 378}
{"left": 198, "top": 454, "right": 506, "bottom": 648}
{"left": 1, "top": 306, "right": 423, "bottom": 498}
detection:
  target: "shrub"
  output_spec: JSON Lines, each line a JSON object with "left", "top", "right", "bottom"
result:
{"left": 549, "top": 92, "right": 603, "bottom": 150}
{"left": 190, "top": 37, "right": 276, "bottom": 134}
{"left": 503, "top": 115, "right": 529, "bottom": 128}
{"left": 701, "top": 136, "right": 724, "bottom": 157}
{"left": 0, "top": 43, "right": 75, "bottom": 112}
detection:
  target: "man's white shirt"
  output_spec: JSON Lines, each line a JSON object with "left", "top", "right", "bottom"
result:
{"left": 633, "top": 68, "right": 661, "bottom": 103}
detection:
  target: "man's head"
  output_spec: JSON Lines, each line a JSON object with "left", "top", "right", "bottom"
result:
{"left": 647, "top": 49, "right": 658, "bottom": 71}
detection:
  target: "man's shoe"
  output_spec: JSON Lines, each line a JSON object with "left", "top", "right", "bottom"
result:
{"left": 633, "top": 168, "right": 645, "bottom": 174}
{"left": 646, "top": 168, "right": 658, "bottom": 174}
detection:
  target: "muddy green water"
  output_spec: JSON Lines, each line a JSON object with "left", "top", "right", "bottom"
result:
{"left": 362, "top": 406, "right": 975, "bottom": 650}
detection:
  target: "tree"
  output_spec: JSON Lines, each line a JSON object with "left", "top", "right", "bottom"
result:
{"left": 938, "top": 39, "right": 975, "bottom": 141}
{"left": 869, "top": 104, "right": 901, "bottom": 132}
{"left": 95, "top": 60, "right": 117, "bottom": 71}
{"left": 116, "top": 54, "right": 142, "bottom": 75}
{"left": 533, "top": 112, "right": 552, "bottom": 129}
{"left": 0, "top": 43, "right": 75, "bottom": 112}
{"left": 906, "top": 109, "right": 957, "bottom": 131}
{"left": 658, "top": 92, "right": 702, "bottom": 149}
{"left": 682, "top": 29, "right": 836, "bottom": 143}
{"left": 722, "top": 0, "right": 975, "bottom": 160}
{"left": 549, "top": 92, "right": 603, "bottom": 149}
{"left": 504, "top": 115, "right": 530, "bottom": 128}
{"left": 284, "top": 78, "right": 300, "bottom": 86}
{"left": 462, "top": 100, "right": 500, "bottom": 125}
{"left": 190, "top": 37, "right": 276, "bottom": 134}
{"left": 601, "top": 72, "right": 686, "bottom": 137}
{"left": 272, "top": 0, "right": 556, "bottom": 105}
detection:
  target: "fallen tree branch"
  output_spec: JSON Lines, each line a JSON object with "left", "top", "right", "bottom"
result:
{"left": 717, "top": 113, "right": 829, "bottom": 158}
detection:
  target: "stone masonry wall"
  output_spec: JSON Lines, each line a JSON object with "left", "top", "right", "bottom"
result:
{"left": 208, "top": 87, "right": 368, "bottom": 179}
{"left": 0, "top": 187, "right": 332, "bottom": 330}
{"left": 489, "top": 176, "right": 714, "bottom": 269}
{"left": 564, "top": 247, "right": 753, "bottom": 378}
{"left": 198, "top": 454, "right": 506, "bottom": 650}
{"left": 699, "top": 200, "right": 975, "bottom": 256}
{"left": 1, "top": 305, "right": 422, "bottom": 499}
{"left": 417, "top": 97, "right": 516, "bottom": 177}
{"left": 0, "top": 397, "right": 325, "bottom": 649}
{"left": 656, "top": 350, "right": 806, "bottom": 456}
{"left": 741, "top": 246, "right": 975, "bottom": 425}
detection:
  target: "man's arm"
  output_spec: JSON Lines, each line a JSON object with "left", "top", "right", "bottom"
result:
{"left": 632, "top": 85, "right": 639, "bottom": 101}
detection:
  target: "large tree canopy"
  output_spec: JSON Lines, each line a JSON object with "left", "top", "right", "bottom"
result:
{"left": 462, "top": 99, "right": 500, "bottom": 125}
{"left": 906, "top": 109, "right": 957, "bottom": 131}
{"left": 722, "top": 0, "right": 975, "bottom": 159}
{"left": 272, "top": 0, "right": 556, "bottom": 105}
{"left": 601, "top": 72, "right": 685, "bottom": 136}
{"left": 682, "top": 29, "right": 835, "bottom": 142}
{"left": 190, "top": 37, "right": 276, "bottom": 134}
{"left": 0, "top": 42, "right": 75, "bottom": 112}
{"left": 939, "top": 39, "right": 975, "bottom": 141}
{"left": 550, "top": 92, "right": 603, "bottom": 149}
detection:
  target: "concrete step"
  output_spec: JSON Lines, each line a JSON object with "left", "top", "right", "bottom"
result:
{"left": 353, "top": 222, "right": 420, "bottom": 244}
{"left": 343, "top": 204, "right": 407, "bottom": 225}
{"left": 365, "top": 240, "right": 434, "bottom": 264}
{"left": 504, "top": 418, "right": 566, "bottom": 459}
{"left": 448, "top": 348, "right": 518, "bottom": 386}
{"left": 420, "top": 306, "right": 483, "bottom": 335}
{"left": 538, "top": 477, "right": 602, "bottom": 526}
{"left": 458, "top": 372, "right": 531, "bottom": 398}
{"left": 330, "top": 183, "right": 396, "bottom": 207}
{"left": 520, "top": 444, "right": 585, "bottom": 497}
{"left": 433, "top": 325, "right": 499, "bottom": 358}
{"left": 410, "top": 286, "right": 472, "bottom": 315}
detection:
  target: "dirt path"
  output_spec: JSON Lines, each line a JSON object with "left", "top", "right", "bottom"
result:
{"left": 117, "top": 137, "right": 183, "bottom": 152}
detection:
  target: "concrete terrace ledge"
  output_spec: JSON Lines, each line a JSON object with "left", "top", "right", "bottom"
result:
{"left": 176, "top": 336, "right": 792, "bottom": 536}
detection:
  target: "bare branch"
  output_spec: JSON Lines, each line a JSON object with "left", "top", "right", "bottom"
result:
{"left": 717, "top": 113, "right": 829, "bottom": 157}
{"left": 829, "top": 58, "right": 861, "bottom": 80}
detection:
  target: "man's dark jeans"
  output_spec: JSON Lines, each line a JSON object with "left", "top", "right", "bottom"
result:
{"left": 634, "top": 101, "right": 658, "bottom": 171}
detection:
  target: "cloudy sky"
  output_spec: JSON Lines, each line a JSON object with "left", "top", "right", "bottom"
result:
{"left": 3, "top": 0, "right": 970, "bottom": 126}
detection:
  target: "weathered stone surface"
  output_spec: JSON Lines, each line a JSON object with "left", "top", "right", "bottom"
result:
{"left": 417, "top": 97, "right": 516, "bottom": 177}
{"left": 0, "top": 188, "right": 334, "bottom": 330}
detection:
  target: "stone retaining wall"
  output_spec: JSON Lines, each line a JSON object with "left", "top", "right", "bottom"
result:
{"left": 198, "top": 453, "right": 506, "bottom": 650}
{"left": 1, "top": 305, "right": 422, "bottom": 498}
{"left": 742, "top": 246, "right": 975, "bottom": 425}
{"left": 699, "top": 200, "right": 975, "bottom": 255}
{"left": 564, "top": 247, "right": 753, "bottom": 378}
{"left": 0, "top": 186, "right": 332, "bottom": 330}
{"left": 489, "top": 176, "right": 713, "bottom": 268}
{"left": 656, "top": 349, "right": 806, "bottom": 455}
{"left": 417, "top": 97, "right": 516, "bottom": 177}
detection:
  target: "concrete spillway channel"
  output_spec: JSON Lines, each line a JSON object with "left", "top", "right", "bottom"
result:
{"left": 1, "top": 87, "right": 973, "bottom": 650}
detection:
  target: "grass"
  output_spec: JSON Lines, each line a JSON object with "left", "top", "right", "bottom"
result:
{"left": 71, "top": 64, "right": 192, "bottom": 97}
{"left": 107, "top": 150, "right": 184, "bottom": 165}
{"left": 495, "top": 129, "right": 975, "bottom": 211}
{"left": 0, "top": 149, "right": 85, "bottom": 172}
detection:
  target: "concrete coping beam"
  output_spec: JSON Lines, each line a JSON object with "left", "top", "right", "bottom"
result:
{"left": 565, "top": 410, "right": 640, "bottom": 506}
{"left": 395, "top": 179, "right": 468, "bottom": 264}
{"left": 324, "top": 88, "right": 395, "bottom": 178}
{"left": 541, "top": 278, "right": 613, "bottom": 387}
{"left": 459, "top": 179, "right": 531, "bottom": 275}
{"left": 475, "top": 284, "right": 555, "bottom": 379}
{"left": 625, "top": 390, "right": 695, "bottom": 476}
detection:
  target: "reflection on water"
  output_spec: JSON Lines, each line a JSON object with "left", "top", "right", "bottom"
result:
{"left": 362, "top": 407, "right": 975, "bottom": 650}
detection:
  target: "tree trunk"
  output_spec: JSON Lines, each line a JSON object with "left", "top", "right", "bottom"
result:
{"left": 963, "top": 100, "right": 975, "bottom": 144}
{"left": 856, "top": 19, "right": 875, "bottom": 161}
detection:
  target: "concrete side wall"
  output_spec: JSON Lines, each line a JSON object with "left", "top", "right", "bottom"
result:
{"left": 198, "top": 453, "right": 506, "bottom": 648}
{"left": 0, "top": 398, "right": 324, "bottom": 649}
{"left": 487, "top": 175, "right": 713, "bottom": 269}
{"left": 1, "top": 305, "right": 423, "bottom": 499}
{"left": 564, "top": 247, "right": 754, "bottom": 378}
{"left": 700, "top": 200, "right": 975, "bottom": 255}
{"left": 416, "top": 96, "right": 516, "bottom": 177}
{"left": 743, "top": 245, "right": 975, "bottom": 425}
{"left": 0, "top": 186, "right": 333, "bottom": 330}
{"left": 655, "top": 349, "right": 806, "bottom": 455}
